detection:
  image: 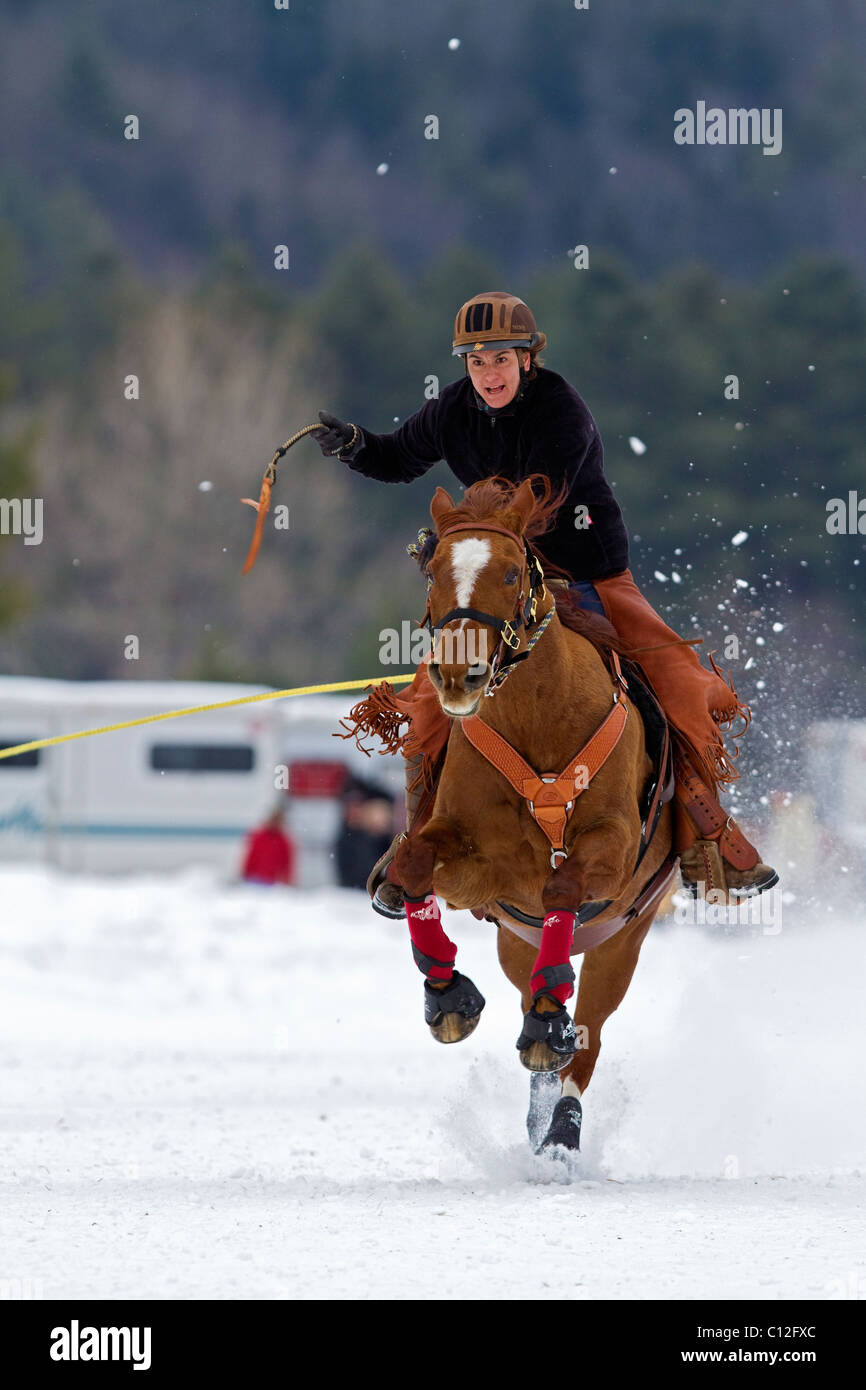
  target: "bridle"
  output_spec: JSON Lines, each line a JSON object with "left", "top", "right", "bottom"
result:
{"left": 420, "top": 521, "right": 551, "bottom": 694}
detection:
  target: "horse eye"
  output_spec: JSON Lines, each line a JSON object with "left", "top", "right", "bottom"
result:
{"left": 504, "top": 567, "right": 519, "bottom": 585}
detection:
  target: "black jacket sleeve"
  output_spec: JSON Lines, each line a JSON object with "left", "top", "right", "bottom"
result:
{"left": 346, "top": 397, "right": 443, "bottom": 483}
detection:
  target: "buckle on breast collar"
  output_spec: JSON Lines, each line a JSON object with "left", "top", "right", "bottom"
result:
{"left": 550, "top": 848, "right": 568, "bottom": 868}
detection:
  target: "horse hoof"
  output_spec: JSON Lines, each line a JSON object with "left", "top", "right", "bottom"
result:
{"left": 429, "top": 1010, "right": 483, "bottom": 1045}
{"left": 516, "top": 1003, "right": 578, "bottom": 1072}
{"left": 537, "top": 1096, "right": 583, "bottom": 1155}
{"left": 424, "top": 972, "right": 485, "bottom": 1045}
{"left": 519, "top": 1040, "right": 570, "bottom": 1073}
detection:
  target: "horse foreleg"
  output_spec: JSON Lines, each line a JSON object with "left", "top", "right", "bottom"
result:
{"left": 394, "top": 816, "right": 465, "bottom": 899}
{"left": 512, "top": 818, "right": 638, "bottom": 1077}
{"left": 396, "top": 816, "right": 495, "bottom": 907}
{"left": 543, "top": 815, "right": 637, "bottom": 912}
{"left": 396, "top": 820, "right": 486, "bottom": 1046}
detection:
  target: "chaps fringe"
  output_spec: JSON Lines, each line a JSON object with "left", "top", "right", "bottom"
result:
{"left": 336, "top": 683, "right": 410, "bottom": 758}
{"left": 671, "top": 650, "right": 752, "bottom": 792}
{"left": 335, "top": 678, "right": 446, "bottom": 794}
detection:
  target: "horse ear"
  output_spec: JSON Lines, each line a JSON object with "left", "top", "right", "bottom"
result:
{"left": 503, "top": 477, "right": 537, "bottom": 534}
{"left": 430, "top": 486, "right": 455, "bottom": 528}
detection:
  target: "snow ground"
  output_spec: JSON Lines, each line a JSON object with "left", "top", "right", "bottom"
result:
{"left": 0, "top": 866, "right": 863, "bottom": 1302}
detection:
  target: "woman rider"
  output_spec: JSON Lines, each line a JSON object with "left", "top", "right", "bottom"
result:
{"left": 313, "top": 291, "right": 777, "bottom": 912}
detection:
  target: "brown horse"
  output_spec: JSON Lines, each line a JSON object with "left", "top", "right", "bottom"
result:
{"left": 392, "top": 476, "right": 678, "bottom": 1154}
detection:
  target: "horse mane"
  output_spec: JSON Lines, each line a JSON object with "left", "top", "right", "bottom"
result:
{"left": 413, "top": 474, "right": 625, "bottom": 661}
{"left": 432, "top": 473, "right": 566, "bottom": 543}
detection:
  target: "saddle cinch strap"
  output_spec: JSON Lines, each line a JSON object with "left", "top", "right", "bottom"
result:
{"left": 461, "top": 657, "right": 630, "bottom": 865}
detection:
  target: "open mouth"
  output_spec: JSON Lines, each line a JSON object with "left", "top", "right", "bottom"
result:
{"left": 484, "top": 384, "right": 506, "bottom": 399}
{"left": 442, "top": 697, "right": 482, "bottom": 718}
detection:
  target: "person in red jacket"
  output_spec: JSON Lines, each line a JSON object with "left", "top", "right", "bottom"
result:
{"left": 240, "top": 806, "right": 296, "bottom": 885}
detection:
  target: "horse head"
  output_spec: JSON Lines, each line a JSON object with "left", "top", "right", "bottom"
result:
{"left": 423, "top": 476, "right": 549, "bottom": 717}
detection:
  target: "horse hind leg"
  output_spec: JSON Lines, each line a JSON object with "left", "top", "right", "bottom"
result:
{"left": 533, "top": 906, "right": 660, "bottom": 1155}
{"left": 499, "top": 909, "right": 656, "bottom": 1154}
{"left": 497, "top": 928, "right": 581, "bottom": 1150}
{"left": 536, "top": 1076, "right": 583, "bottom": 1156}
{"left": 559, "top": 908, "right": 656, "bottom": 1098}
{"left": 526, "top": 1071, "right": 560, "bottom": 1147}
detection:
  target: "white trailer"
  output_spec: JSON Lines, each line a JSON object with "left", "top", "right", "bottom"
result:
{"left": 0, "top": 678, "right": 403, "bottom": 884}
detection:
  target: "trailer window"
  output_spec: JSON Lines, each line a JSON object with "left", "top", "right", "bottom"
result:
{"left": 0, "top": 741, "right": 41, "bottom": 768}
{"left": 149, "top": 744, "right": 255, "bottom": 773}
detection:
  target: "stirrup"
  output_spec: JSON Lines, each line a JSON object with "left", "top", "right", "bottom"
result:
{"left": 366, "top": 832, "right": 406, "bottom": 918}
{"left": 679, "top": 838, "right": 779, "bottom": 902}
{"left": 372, "top": 881, "right": 406, "bottom": 919}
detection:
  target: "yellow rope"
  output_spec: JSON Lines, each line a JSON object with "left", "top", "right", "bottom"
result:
{"left": 0, "top": 428, "right": 410, "bottom": 762}
{"left": 0, "top": 674, "right": 416, "bottom": 762}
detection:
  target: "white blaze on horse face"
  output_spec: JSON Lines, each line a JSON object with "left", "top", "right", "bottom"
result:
{"left": 450, "top": 537, "right": 491, "bottom": 612}
{"left": 435, "top": 536, "right": 492, "bottom": 711}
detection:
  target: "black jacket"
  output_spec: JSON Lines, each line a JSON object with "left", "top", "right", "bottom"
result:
{"left": 347, "top": 367, "right": 629, "bottom": 581}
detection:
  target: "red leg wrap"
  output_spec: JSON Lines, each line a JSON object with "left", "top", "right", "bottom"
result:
{"left": 405, "top": 894, "right": 457, "bottom": 981}
{"left": 531, "top": 910, "right": 576, "bottom": 1004}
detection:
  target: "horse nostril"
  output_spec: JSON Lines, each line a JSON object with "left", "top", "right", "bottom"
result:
{"left": 428, "top": 663, "right": 442, "bottom": 687}
{"left": 463, "top": 665, "right": 490, "bottom": 691}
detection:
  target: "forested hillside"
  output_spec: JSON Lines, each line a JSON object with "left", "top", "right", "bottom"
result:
{"left": 2, "top": 0, "right": 864, "bottom": 286}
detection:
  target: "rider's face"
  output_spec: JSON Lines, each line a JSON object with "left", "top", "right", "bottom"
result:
{"left": 466, "top": 348, "right": 530, "bottom": 407}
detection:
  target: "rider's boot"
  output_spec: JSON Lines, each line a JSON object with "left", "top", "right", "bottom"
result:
{"left": 675, "top": 758, "right": 778, "bottom": 901}
{"left": 367, "top": 751, "right": 438, "bottom": 918}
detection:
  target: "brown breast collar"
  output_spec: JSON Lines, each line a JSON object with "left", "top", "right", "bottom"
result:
{"left": 461, "top": 650, "right": 631, "bottom": 868}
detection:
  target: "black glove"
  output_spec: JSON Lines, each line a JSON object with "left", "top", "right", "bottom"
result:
{"left": 313, "top": 411, "right": 360, "bottom": 459}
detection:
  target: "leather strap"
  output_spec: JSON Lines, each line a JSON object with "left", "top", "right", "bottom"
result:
{"left": 438, "top": 521, "right": 526, "bottom": 551}
{"left": 462, "top": 695, "right": 628, "bottom": 855}
{"left": 642, "top": 722, "right": 673, "bottom": 843}
{"left": 496, "top": 853, "right": 680, "bottom": 957}
{"left": 531, "top": 963, "right": 576, "bottom": 991}
{"left": 675, "top": 765, "right": 758, "bottom": 870}
{"left": 411, "top": 942, "right": 454, "bottom": 976}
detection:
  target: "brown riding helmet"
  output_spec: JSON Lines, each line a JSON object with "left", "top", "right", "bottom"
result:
{"left": 452, "top": 291, "right": 541, "bottom": 357}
